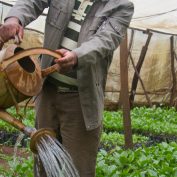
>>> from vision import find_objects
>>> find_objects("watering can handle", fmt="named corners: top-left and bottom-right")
top-left (0, 47), bottom-right (62, 77)
top-left (41, 63), bottom-right (60, 77)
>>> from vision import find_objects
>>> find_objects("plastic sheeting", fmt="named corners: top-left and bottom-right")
top-left (130, 0), bottom-right (177, 35)
top-left (105, 31), bottom-right (177, 108)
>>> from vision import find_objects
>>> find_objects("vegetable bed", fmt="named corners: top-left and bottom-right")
top-left (0, 106), bottom-right (177, 176)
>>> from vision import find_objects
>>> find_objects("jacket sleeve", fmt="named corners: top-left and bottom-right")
top-left (5, 0), bottom-right (50, 27)
top-left (73, 0), bottom-right (134, 67)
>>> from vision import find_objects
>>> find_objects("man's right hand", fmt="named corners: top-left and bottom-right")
top-left (0, 17), bottom-right (24, 43)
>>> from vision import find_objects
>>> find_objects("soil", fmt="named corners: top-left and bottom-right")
top-left (0, 130), bottom-right (30, 171)
top-left (0, 145), bottom-right (30, 170)
top-left (0, 131), bottom-right (28, 147)
top-left (0, 129), bottom-right (32, 171)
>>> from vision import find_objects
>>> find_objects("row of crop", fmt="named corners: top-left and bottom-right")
top-left (0, 107), bottom-right (177, 176)
top-left (100, 132), bottom-right (149, 150)
top-left (1, 142), bottom-right (177, 177)
top-left (104, 107), bottom-right (177, 136)
top-left (1, 107), bottom-right (177, 136)
top-left (96, 142), bottom-right (177, 177)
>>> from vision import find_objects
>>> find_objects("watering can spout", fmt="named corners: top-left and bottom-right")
top-left (30, 128), bottom-right (56, 153)
top-left (0, 110), bottom-right (36, 136)
top-left (0, 110), bottom-right (56, 153)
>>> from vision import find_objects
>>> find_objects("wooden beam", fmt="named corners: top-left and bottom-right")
top-left (129, 32), bottom-right (152, 107)
top-left (120, 32), bottom-right (133, 149)
top-left (170, 36), bottom-right (176, 105)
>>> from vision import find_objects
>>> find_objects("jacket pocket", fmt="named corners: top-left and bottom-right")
top-left (46, 0), bottom-right (69, 30)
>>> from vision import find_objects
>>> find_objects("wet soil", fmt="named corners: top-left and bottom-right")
top-left (0, 131), bottom-right (28, 147)
top-left (0, 131), bottom-right (30, 171)
top-left (0, 145), bottom-right (30, 170)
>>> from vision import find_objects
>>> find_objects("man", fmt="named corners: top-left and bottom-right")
top-left (2, 0), bottom-right (134, 176)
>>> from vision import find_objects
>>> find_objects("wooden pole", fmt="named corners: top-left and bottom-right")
top-left (120, 32), bottom-right (133, 149)
top-left (170, 36), bottom-right (176, 106)
top-left (129, 32), bottom-right (152, 108)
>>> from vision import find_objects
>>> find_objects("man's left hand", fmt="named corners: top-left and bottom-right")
top-left (55, 49), bottom-right (78, 73)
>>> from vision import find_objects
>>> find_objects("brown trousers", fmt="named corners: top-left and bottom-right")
top-left (34, 83), bottom-right (102, 177)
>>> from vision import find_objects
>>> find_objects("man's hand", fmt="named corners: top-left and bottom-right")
top-left (0, 17), bottom-right (24, 44)
top-left (54, 49), bottom-right (78, 73)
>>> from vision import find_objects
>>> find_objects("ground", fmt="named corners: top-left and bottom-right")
top-left (0, 145), bottom-right (30, 170)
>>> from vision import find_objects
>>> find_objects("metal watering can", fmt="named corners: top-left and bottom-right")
top-left (0, 44), bottom-right (61, 153)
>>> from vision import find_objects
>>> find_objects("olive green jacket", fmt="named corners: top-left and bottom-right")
top-left (7, 0), bottom-right (134, 130)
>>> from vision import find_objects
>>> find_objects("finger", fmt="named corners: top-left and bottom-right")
top-left (14, 35), bottom-right (20, 44)
top-left (0, 26), bottom-right (13, 42)
top-left (54, 50), bottom-right (64, 59)
top-left (56, 48), bottom-right (68, 55)
top-left (54, 56), bottom-right (69, 64)
top-left (17, 26), bottom-right (24, 42)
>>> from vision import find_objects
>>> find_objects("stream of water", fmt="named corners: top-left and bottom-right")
top-left (35, 135), bottom-right (79, 177)
top-left (13, 132), bottom-right (25, 165)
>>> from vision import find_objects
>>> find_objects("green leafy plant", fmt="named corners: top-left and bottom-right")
top-left (103, 107), bottom-right (177, 136)
top-left (100, 132), bottom-right (149, 149)
top-left (0, 156), bottom-right (34, 177)
top-left (96, 142), bottom-right (177, 177)
top-left (0, 147), bottom-right (33, 177)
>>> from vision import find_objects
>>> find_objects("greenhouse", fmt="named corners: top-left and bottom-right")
top-left (0, 0), bottom-right (177, 176)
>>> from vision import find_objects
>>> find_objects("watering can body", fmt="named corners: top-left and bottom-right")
top-left (0, 44), bottom-right (43, 109)
top-left (0, 44), bottom-right (61, 109)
